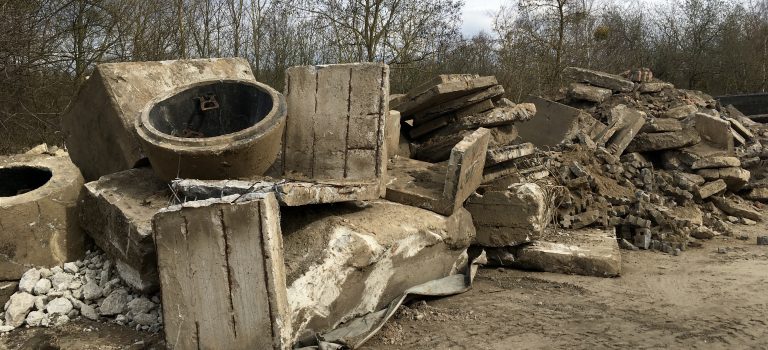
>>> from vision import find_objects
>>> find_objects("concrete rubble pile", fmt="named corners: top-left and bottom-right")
top-left (1, 58), bottom-right (766, 349)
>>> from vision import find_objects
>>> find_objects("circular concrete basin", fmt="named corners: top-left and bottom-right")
top-left (136, 79), bottom-right (286, 181)
top-left (0, 166), bottom-right (52, 197)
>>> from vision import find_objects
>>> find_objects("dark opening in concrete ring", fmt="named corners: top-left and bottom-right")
top-left (136, 79), bottom-right (286, 181)
top-left (0, 166), bottom-right (52, 197)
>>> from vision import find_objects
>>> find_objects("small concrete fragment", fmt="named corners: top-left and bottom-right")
top-left (568, 83), bottom-right (612, 102)
top-left (691, 156), bottom-right (740, 170)
top-left (485, 143), bottom-right (535, 166)
top-left (512, 228), bottom-right (621, 277)
top-left (563, 67), bottom-right (634, 92)
top-left (153, 193), bottom-right (291, 350)
top-left (61, 58), bottom-right (256, 180)
top-left (0, 153), bottom-right (85, 280)
top-left (281, 200), bottom-right (474, 343)
top-left (695, 180), bottom-right (727, 199)
top-left (79, 168), bottom-right (166, 293)
top-left (626, 128), bottom-right (701, 152)
top-left (386, 129), bottom-right (490, 215)
top-left (466, 183), bottom-right (550, 247)
top-left (5, 292), bottom-right (35, 328)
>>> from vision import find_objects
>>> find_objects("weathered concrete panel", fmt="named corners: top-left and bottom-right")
top-left (153, 194), bottom-right (291, 350)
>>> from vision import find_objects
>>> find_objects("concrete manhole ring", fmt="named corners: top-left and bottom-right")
top-left (135, 79), bottom-right (287, 181)
top-left (0, 154), bottom-right (85, 279)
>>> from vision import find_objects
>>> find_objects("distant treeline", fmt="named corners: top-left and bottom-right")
top-left (1, 0), bottom-right (766, 153)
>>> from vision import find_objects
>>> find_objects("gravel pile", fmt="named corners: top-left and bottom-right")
top-left (1, 250), bottom-right (162, 333)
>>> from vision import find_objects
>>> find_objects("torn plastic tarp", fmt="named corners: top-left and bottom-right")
top-left (294, 250), bottom-right (487, 349)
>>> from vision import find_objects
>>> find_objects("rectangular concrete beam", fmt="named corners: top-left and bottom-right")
top-left (153, 194), bottom-right (291, 350)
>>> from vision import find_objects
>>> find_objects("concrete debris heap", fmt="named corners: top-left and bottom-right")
top-left (1, 58), bottom-right (766, 350)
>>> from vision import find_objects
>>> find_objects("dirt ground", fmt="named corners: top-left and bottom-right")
top-left (2, 222), bottom-right (767, 350)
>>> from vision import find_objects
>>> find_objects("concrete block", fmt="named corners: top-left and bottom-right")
top-left (568, 83), bottom-right (612, 102)
top-left (153, 194), bottom-right (291, 350)
top-left (638, 82), bottom-right (674, 93)
top-left (691, 156), bottom-right (740, 170)
top-left (640, 118), bottom-right (682, 133)
top-left (697, 167), bottom-right (750, 191)
top-left (385, 111), bottom-right (401, 159)
top-left (79, 168), bottom-right (167, 293)
top-left (695, 180), bottom-right (727, 199)
top-left (510, 228), bottom-right (621, 277)
top-left (516, 96), bottom-right (586, 147)
top-left (485, 143), bottom-right (535, 166)
top-left (626, 128), bottom-right (701, 152)
top-left (281, 200), bottom-right (474, 342)
top-left (603, 105), bottom-right (646, 156)
top-left (466, 183), bottom-right (550, 247)
top-left (282, 63), bottom-right (388, 197)
top-left (563, 67), bottom-right (634, 92)
top-left (745, 187), bottom-right (768, 202)
top-left (61, 58), bottom-right (255, 181)
top-left (663, 105), bottom-right (697, 119)
top-left (0, 153), bottom-right (84, 280)
top-left (693, 113), bottom-right (734, 152)
top-left (712, 196), bottom-right (763, 222)
top-left (386, 129), bottom-right (490, 215)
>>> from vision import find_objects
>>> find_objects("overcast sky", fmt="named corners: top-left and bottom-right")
top-left (461, 0), bottom-right (507, 36)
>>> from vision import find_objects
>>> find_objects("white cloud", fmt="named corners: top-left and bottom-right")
top-left (461, 0), bottom-right (507, 36)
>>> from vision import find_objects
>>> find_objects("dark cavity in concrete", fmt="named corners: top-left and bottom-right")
top-left (0, 166), bottom-right (52, 197)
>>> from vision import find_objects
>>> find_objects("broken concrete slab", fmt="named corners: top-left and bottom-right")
top-left (563, 67), bottom-right (634, 92)
top-left (697, 167), bottom-right (750, 191)
top-left (281, 200), bottom-right (474, 343)
top-left (568, 83), bottom-right (612, 102)
top-left (745, 187), bottom-right (768, 202)
top-left (411, 85), bottom-right (505, 124)
top-left (663, 105), bottom-right (698, 119)
top-left (603, 105), bottom-right (646, 156)
top-left (726, 116), bottom-right (754, 140)
top-left (393, 74), bottom-right (498, 116)
top-left (711, 196), bottom-right (763, 222)
top-left (386, 128), bottom-right (490, 215)
top-left (691, 156), bottom-right (740, 170)
top-left (485, 143), bottom-right (535, 166)
top-left (428, 103), bottom-right (536, 137)
top-left (695, 179), bottom-right (727, 199)
top-left (640, 118), bottom-right (682, 133)
top-left (79, 168), bottom-right (167, 293)
top-left (0, 153), bottom-right (84, 280)
top-left (693, 113), bottom-right (733, 152)
top-left (153, 193), bottom-right (291, 350)
top-left (626, 128), bottom-right (701, 152)
top-left (488, 228), bottom-right (621, 277)
top-left (638, 82), bottom-right (674, 93)
top-left (466, 183), bottom-right (550, 247)
top-left (516, 96), bottom-right (588, 147)
top-left (61, 58), bottom-right (256, 181)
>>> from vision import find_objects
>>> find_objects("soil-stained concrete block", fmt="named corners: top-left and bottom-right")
top-left (511, 228), bottom-right (621, 277)
top-left (153, 194), bottom-right (291, 350)
top-left (697, 167), bottom-right (750, 191)
top-left (466, 183), bottom-right (550, 247)
top-left (695, 180), bottom-right (727, 199)
top-left (563, 67), bottom-right (634, 92)
top-left (664, 105), bottom-right (698, 119)
top-left (568, 83), bottom-right (612, 102)
top-left (281, 200), bottom-right (474, 343)
top-left (0, 153), bottom-right (84, 280)
top-left (712, 196), bottom-right (763, 222)
top-left (282, 63), bottom-right (388, 197)
top-left (79, 168), bottom-right (167, 293)
top-left (691, 156), bottom-right (740, 170)
top-left (386, 128), bottom-right (490, 215)
top-left (627, 128), bottom-right (701, 152)
top-left (61, 58), bottom-right (255, 181)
